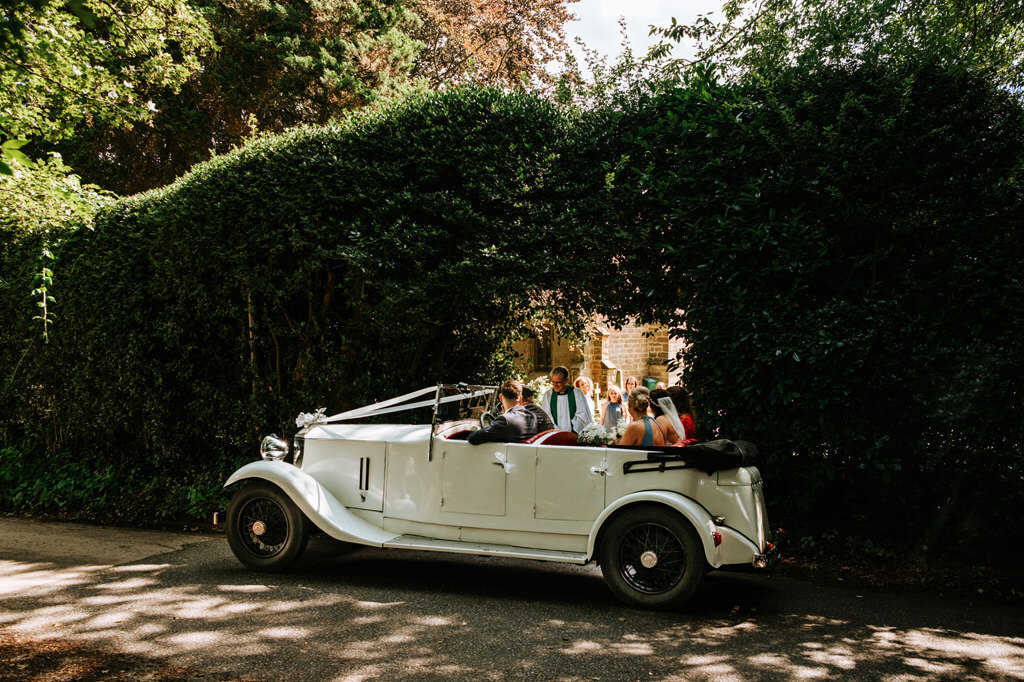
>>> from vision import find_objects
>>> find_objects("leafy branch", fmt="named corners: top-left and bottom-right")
top-left (31, 244), bottom-right (56, 343)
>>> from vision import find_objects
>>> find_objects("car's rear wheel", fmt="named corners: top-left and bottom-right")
top-left (599, 505), bottom-right (704, 610)
top-left (227, 481), bottom-right (309, 570)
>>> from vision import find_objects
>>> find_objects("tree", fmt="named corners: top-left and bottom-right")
top-left (60, 0), bottom-right (581, 195)
top-left (0, 0), bottom-right (211, 349)
top-left (0, 0), bottom-right (213, 144)
top-left (653, 0), bottom-right (1024, 90)
top-left (57, 0), bottom-right (428, 195)
top-left (410, 0), bottom-right (577, 87)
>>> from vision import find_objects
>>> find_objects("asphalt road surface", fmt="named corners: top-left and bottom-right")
top-left (1, 517), bottom-right (1022, 681)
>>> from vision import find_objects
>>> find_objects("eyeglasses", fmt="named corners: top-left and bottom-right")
top-left (551, 379), bottom-right (566, 388)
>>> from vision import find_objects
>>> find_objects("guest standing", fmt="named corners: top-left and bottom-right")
top-left (600, 385), bottom-right (626, 431)
top-left (574, 376), bottom-right (595, 416)
top-left (520, 385), bottom-right (555, 432)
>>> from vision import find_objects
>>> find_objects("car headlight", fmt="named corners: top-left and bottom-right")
top-left (292, 435), bottom-right (304, 467)
top-left (260, 434), bottom-right (289, 461)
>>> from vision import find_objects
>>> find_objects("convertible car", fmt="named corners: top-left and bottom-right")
top-left (223, 384), bottom-right (777, 609)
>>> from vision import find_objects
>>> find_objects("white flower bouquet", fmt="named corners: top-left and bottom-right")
top-left (615, 420), bottom-right (629, 439)
top-left (578, 422), bottom-right (615, 446)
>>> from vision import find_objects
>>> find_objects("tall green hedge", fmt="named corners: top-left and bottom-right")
top-left (600, 62), bottom-right (1024, 557)
top-left (2, 69), bottom-right (1021, 564)
top-left (0, 88), bottom-right (590, 520)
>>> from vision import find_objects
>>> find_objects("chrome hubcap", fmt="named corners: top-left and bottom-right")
top-left (252, 521), bottom-right (266, 536)
top-left (618, 522), bottom-right (686, 594)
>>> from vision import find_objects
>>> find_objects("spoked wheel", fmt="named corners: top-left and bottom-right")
top-left (599, 505), bottom-right (704, 610)
top-left (227, 481), bottom-right (309, 570)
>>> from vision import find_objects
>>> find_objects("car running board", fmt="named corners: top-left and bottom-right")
top-left (382, 535), bottom-right (589, 565)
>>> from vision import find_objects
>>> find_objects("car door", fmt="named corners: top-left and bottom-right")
top-left (534, 445), bottom-right (608, 521)
top-left (439, 439), bottom-right (507, 516)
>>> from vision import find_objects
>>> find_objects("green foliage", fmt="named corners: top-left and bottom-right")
top-left (0, 139), bottom-right (30, 176)
top-left (0, 151), bottom-right (112, 236)
top-left (596, 61), bottom-right (1024, 554)
top-left (0, 446), bottom-right (226, 522)
top-left (0, 0), bottom-right (213, 142)
top-left (0, 153), bottom-right (112, 347)
top-left (0, 88), bottom-right (590, 522)
top-left (58, 0), bottom-right (425, 195)
top-left (655, 0), bottom-right (1024, 90)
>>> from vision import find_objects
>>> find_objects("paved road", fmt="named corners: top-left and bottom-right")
top-left (0, 517), bottom-right (1022, 681)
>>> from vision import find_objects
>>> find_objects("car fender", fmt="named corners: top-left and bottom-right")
top-left (587, 491), bottom-right (721, 566)
top-left (224, 461), bottom-right (399, 547)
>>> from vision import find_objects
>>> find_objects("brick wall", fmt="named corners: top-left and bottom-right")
top-left (513, 319), bottom-right (684, 396)
top-left (581, 321), bottom-right (682, 397)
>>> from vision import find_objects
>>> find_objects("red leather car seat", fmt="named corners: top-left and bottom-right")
top-left (527, 430), bottom-right (578, 446)
top-left (522, 429), bottom-right (558, 444)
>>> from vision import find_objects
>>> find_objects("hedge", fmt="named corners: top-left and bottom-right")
top-left (597, 62), bottom-right (1024, 558)
top-left (2, 69), bottom-right (1021, 565)
top-left (0, 88), bottom-right (592, 521)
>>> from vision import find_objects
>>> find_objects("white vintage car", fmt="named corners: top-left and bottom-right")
top-left (223, 384), bottom-right (777, 609)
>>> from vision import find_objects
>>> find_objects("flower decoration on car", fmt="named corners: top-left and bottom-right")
top-left (295, 407), bottom-right (327, 429)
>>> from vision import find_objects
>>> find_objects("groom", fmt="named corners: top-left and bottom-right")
top-left (539, 366), bottom-right (594, 434)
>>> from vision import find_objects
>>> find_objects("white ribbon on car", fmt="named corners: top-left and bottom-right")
top-left (295, 386), bottom-right (494, 427)
top-left (493, 451), bottom-right (513, 474)
top-left (656, 395), bottom-right (688, 441)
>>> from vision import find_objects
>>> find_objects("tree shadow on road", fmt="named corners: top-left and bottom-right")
top-left (1, 538), bottom-right (1022, 681)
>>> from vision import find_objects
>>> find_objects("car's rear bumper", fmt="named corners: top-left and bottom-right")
top-left (753, 543), bottom-right (780, 570)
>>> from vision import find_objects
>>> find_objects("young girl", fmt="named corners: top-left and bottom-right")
top-left (600, 385), bottom-right (626, 430)
top-left (620, 376), bottom-right (639, 423)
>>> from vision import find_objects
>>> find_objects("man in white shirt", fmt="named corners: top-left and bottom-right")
top-left (540, 366), bottom-right (594, 434)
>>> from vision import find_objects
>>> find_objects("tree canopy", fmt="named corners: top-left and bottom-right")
top-left (52, 0), bottom-right (578, 195)
top-left (654, 0), bottom-right (1024, 89)
top-left (0, 0), bottom-right (213, 143)
top-left (411, 0), bottom-right (576, 87)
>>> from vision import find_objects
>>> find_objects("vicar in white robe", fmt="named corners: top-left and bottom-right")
top-left (539, 366), bottom-right (594, 434)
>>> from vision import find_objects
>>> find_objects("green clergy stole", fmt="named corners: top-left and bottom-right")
top-left (549, 389), bottom-right (577, 429)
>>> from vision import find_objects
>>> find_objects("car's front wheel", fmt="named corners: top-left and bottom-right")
top-left (226, 481), bottom-right (309, 570)
top-left (598, 505), bottom-right (704, 610)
